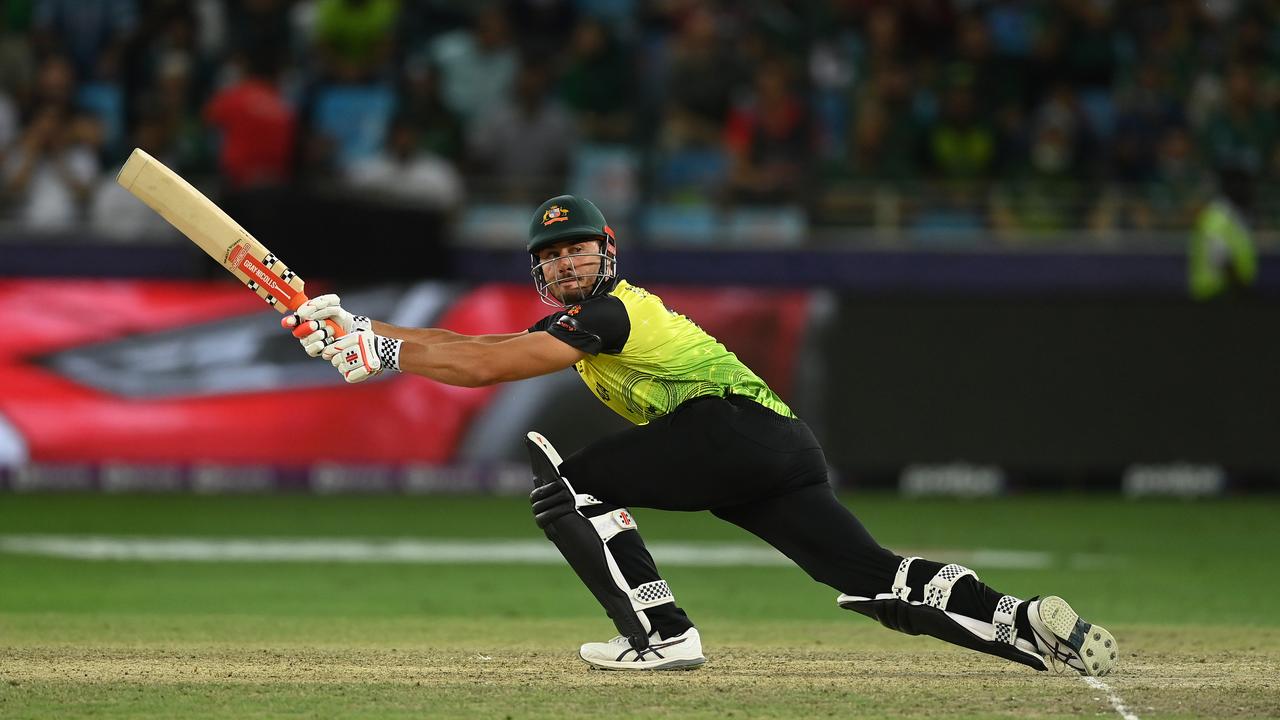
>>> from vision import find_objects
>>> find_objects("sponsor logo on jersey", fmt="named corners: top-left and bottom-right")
top-left (555, 314), bottom-right (580, 331)
top-left (542, 205), bottom-right (569, 225)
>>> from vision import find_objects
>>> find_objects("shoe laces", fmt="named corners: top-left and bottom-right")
top-left (604, 631), bottom-right (666, 646)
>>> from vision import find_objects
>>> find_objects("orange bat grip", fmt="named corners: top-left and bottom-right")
top-left (284, 315), bottom-right (346, 339)
top-left (282, 292), bottom-right (346, 339)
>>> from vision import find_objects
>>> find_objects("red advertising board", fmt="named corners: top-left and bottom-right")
top-left (0, 280), bottom-right (811, 466)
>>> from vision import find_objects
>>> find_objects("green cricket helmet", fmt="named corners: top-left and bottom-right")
top-left (527, 195), bottom-right (618, 307)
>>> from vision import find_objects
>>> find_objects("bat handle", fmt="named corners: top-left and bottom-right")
top-left (283, 315), bottom-right (347, 339)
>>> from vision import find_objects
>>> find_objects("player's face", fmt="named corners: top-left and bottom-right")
top-left (537, 239), bottom-right (603, 303)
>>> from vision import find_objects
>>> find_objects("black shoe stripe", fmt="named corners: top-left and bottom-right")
top-left (1067, 619), bottom-right (1090, 652)
top-left (1032, 628), bottom-right (1077, 664)
top-left (611, 636), bottom-right (685, 663)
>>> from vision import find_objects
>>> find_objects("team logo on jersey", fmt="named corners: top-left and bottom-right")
top-left (555, 314), bottom-right (580, 331)
top-left (542, 205), bottom-right (569, 226)
top-left (567, 304), bottom-right (582, 316)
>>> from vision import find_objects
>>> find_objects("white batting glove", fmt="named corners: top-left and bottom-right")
top-left (322, 330), bottom-right (402, 383)
top-left (291, 294), bottom-right (372, 357)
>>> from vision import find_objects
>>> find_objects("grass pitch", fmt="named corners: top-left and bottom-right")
top-left (2, 494), bottom-right (1278, 719)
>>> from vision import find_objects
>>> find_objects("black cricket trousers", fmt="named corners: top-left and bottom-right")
top-left (557, 393), bottom-right (903, 636)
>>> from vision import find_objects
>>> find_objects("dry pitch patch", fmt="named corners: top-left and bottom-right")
top-left (3, 623), bottom-right (1278, 719)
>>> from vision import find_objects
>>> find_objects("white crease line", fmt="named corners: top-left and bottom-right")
top-left (0, 535), bottom-right (1074, 569)
top-left (1083, 676), bottom-right (1140, 720)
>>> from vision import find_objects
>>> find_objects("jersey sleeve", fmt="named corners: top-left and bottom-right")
top-left (532, 296), bottom-right (630, 355)
top-left (527, 313), bottom-right (557, 334)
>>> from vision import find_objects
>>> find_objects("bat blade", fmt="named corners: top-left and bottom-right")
top-left (116, 148), bottom-right (308, 314)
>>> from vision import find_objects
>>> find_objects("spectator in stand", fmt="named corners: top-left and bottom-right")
top-left (1200, 62), bottom-right (1278, 183)
top-left (397, 59), bottom-right (465, 163)
top-left (659, 6), bottom-right (734, 151)
top-left (2, 55), bottom-right (101, 231)
top-left (860, 4), bottom-right (908, 76)
top-left (926, 81), bottom-right (995, 182)
top-left (31, 0), bottom-right (137, 82)
top-left (312, 0), bottom-right (400, 83)
top-left (204, 51), bottom-right (296, 190)
top-left (559, 17), bottom-right (633, 143)
top-left (846, 62), bottom-right (922, 186)
top-left (896, 0), bottom-right (956, 64)
top-left (1142, 126), bottom-right (1207, 230)
top-left (468, 58), bottom-right (575, 202)
top-left (1054, 1), bottom-right (1118, 93)
top-left (0, 8), bottom-right (35, 113)
top-left (951, 11), bottom-right (1027, 126)
top-left (0, 73), bottom-right (16, 173)
top-left (506, 0), bottom-right (578, 58)
top-left (990, 115), bottom-right (1083, 236)
top-left (90, 104), bottom-right (181, 240)
top-left (429, 5), bottom-right (518, 122)
top-left (725, 59), bottom-right (809, 205)
top-left (1111, 60), bottom-right (1184, 182)
top-left (226, 0), bottom-right (295, 70)
top-left (151, 50), bottom-right (212, 175)
top-left (345, 114), bottom-right (463, 210)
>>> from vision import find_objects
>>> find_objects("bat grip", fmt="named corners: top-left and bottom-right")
top-left (284, 316), bottom-right (347, 339)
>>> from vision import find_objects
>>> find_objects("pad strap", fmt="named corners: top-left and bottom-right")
top-left (575, 493), bottom-right (604, 508)
top-left (891, 556), bottom-right (918, 600)
top-left (589, 508), bottom-right (638, 542)
top-left (632, 580), bottom-right (674, 608)
top-left (993, 595), bottom-right (1021, 645)
top-left (922, 563), bottom-right (976, 610)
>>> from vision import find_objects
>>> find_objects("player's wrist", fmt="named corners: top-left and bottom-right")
top-left (373, 334), bottom-right (402, 373)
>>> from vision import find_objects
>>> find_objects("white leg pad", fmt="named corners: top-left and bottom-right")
top-left (948, 610), bottom-right (1042, 656)
top-left (599, 544), bottom-right (653, 633)
top-left (586, 507), bottom-right (674, 617)
top-left (923, 563), bottom-right (976, 610)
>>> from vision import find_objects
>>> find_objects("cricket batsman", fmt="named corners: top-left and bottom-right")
top-left (286, 195), bottom-right (1118, 675)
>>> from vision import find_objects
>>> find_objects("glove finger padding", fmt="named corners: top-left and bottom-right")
top-left (322, 333), bottom-right (357, 361)
top-left (297, 320), bottom-right (336, 357)
top-left (530, 481), bottom-right (575, 529)
top-left (297, 294), bottom-right (340, 321)
top-left (306, 305), bottom-right (342, 322)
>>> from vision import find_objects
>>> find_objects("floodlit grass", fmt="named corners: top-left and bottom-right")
top-left (2, 494), bottom-right (1278, 718)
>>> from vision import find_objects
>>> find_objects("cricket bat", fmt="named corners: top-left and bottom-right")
top-left (116, 148), bottom-right (342, 338)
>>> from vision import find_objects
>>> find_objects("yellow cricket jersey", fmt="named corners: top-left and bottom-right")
top-left (529, 279), bottom-right (794, 425)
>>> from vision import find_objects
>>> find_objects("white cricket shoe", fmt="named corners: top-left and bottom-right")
top-left (1028, 595), bottom-right (1118, 676)
top-left (579, 627), bottom-right (705, 671)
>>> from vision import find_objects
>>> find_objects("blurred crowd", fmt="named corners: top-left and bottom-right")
top-left (0, 0), bottom-right (1278, 241)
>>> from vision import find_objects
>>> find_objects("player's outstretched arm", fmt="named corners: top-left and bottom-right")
top-left (285, 294), bottom-right (524, 357)
top-left (323, 330), bottom-right (584, 387)
top-left (370, 321), bottom-right (527, 346)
